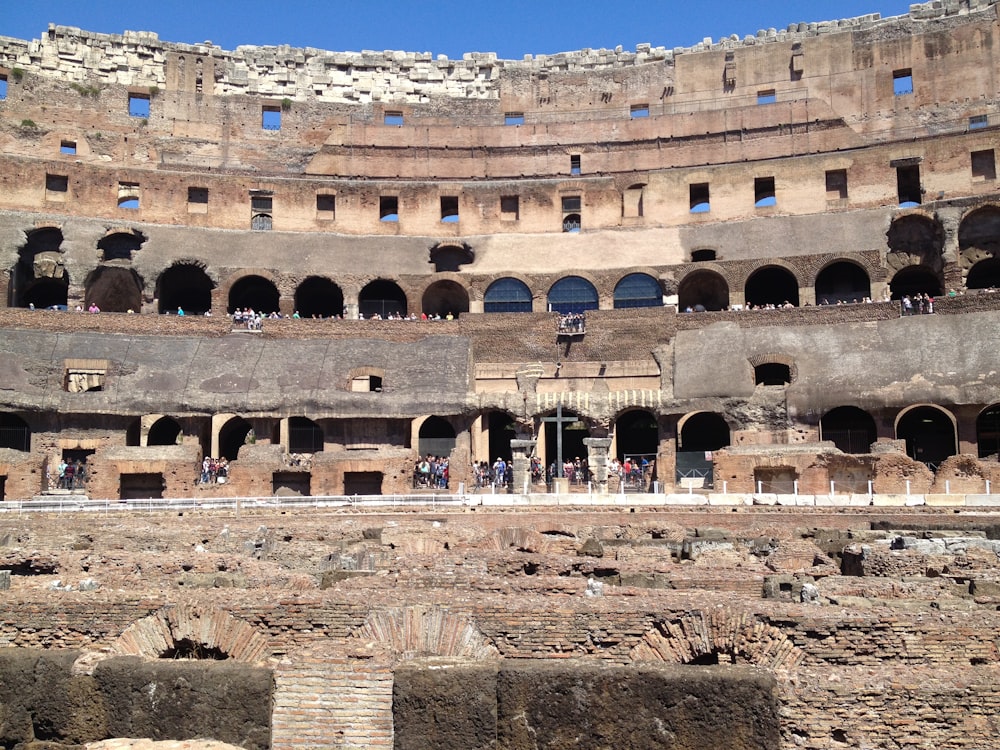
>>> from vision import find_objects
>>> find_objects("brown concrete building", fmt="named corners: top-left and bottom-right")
top-left (1, 2), bottom-right (1000, 503)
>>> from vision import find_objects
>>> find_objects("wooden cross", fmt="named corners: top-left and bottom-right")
top-left (541, 403), bottom-right (577, 478)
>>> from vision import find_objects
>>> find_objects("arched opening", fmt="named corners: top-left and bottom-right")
top-left (11, 227), bottom-right (68, 309)
top-left (754, 363), bottom-right (791, 386)
top-left (615, 410), bottom-right (659, 460)
top-left (745, 266), bottom-right (799, 308)
top-left (359, 279), bottom-right (406, 319)
top-left (429, 244), bottom-right (474, 272)
top-left (125, 418), bottom-right (141, 447)
top-left (976, 404), bottom-right (1000, 459)
top-left (613, 274), bottom-right (662, 309)
top-left (562, 213), bottom-right (581, 233)
top-left (218, 417), bottom-right (254, 461)
top-left (484, 278), bottom-right (532, 313)
top-left (98, 230), bottom-right (145, 261)
top-left (228, 275), bottom-right (279, 314)
top-left (887, 215), bottom-right (944, 270)
top-left (288, 416), bottom-right (324, 453)
top-left (889, 266), bottom-right (943, 299)
top-left (157, 263), bottom-right (215, 314)
top-left (421, 280), bottom-right (470, 319)
top-left (486, 411), bottom-right (517, 464)
top-left (85, 266), bottom-right (144, 313)
top-left (966, 258), bottom-right (1000, 290)
top-left (0, 413), bottom-right (30, 451)
top-left (418, 416), bottom-right (456, 457)
top-left (815, 261), bottom-right (872, 304)
top-left (678, 269), bottom-right (729, 312)
top-left (677, 411), bottom-right (730, 487)
top-left (896, 406), bottom-right (957, 469)
top-left (547, 276), bottom-right (598, 314)
top-left (820, 406), bottom-right (877, 454)
top-left (147, 416), bottom-right (182, 447)
top-left (542, 409), bottom-right (590, 479)
top-left (294, 276), bottom-right (344, 318)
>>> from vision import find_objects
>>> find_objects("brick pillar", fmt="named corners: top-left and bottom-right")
top-left (659, 415), bottom-right (677, 491)
top-left (583, 437), bottom-right (612, 494)
top-left (510, 439), bottom-right (536, 493)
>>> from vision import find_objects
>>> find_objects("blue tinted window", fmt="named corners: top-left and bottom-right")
top-left (485, 278), bottom-right (533, 313)
top-left (129, 94), bottom-right (150, 117)
top-left (614, 274), bottom-right (663, 309)
top-left (505, 113), bottom-right (524, 125)
top-left (384, 112), bottom-right (404, 125)
top-left (0, 77), bottom-right (7, 100)
top-left (262, 108), bottom-right (281, 130)
top-left (548, 276), bottom-right (598, 314)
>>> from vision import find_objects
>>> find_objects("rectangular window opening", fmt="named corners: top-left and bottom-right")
top-left (972, 149), bottom-right (996, 182)
top-left (630, 103), bottom-right (649, 118)
top-left (60, 140), bottom-right (77, 155)
top-left (440, 196), bottom-right (459, 223)
top-left (250, 191), bottom-right (273, 231)
top-left (690, 183), bottom-right (710, 213)
top-left (187, 186), bottom-right (209, 214)
top-left (562, 195), bottom-right (581, 233)
top-left (262, 105), bottom-right (281, 130)
top-left (380, 195), bottom-right (399, 222)
top-left (500, 195), bottom-right (519, 221)
top-left (825, 169), bottom-right (848, 203)
top-left (316, 194), bottom-right (336, 220)
top-left (384, 111), bottom-right (404, 126)
top-left (970, 114), bottom-right (989, 131)
top-left (128, 93), bottom-right (150, 118)
top-left (754, 177), bottom-right (776, 208)
top-left (0, 74), bottom-right (7, 100)
top-left (757, 89), bottom-right (777, 105)
top-left (504, 112), bottom-right (524, 126)
top-left (896, 164), bottom-right (922, 206)
top-left (570, 154), bottom-right (581, 176)
top-left (893, 69), bottom-right (913, 96)
top-left (45, 173), bottom-right (68, 201)
top-left (118, 182), bottom-right (140, 210)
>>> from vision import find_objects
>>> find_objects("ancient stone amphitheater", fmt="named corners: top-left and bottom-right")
top-left (3, 1), bottom-right (1000, 748)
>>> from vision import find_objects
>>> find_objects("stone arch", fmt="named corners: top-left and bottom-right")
top-left (748, 353), bottom-right (798, 386)
top-left (294, 275), bottom-right (344, 318)
top-left (84, 266), bottom-right (144, 313)
top-left (976, 403), bottom-right (1000, 458)
top-left (958, 205), bottom-right (1000, 272)
top-left (11, 225), bottom-right (68, 309)
top-left (895, 404), bottom-right (958, 468)
top-left (113, 604), bottom-right (271, 664)
top-left (886, 212), bottom-right (945, 272)
top-left (347, 366), bottom-right (386, 392)
top-left (428, 242), bottom-right (474, 272)
top-left (147, 415), bottom-right (182, 446)
top-left (613, 272), bottom-right (663, 309)
top-left (678, 267), bottom-right (729, 311)
top-left (421, 278), bottom-right (470, 318)
top-left (820, 406), bottom-right (877, 454)
top-left (484, 527), bottom-right (550, 554)
top-left (416, 415), bottom-right (457, 457)
top-left (547, 275), bottom-right (599, 314)
top-left (156, 261), bottom-right (216, 314)
top-left (888, 265), bottom-right (943, 299)
top-left (630, 610), bottom-right (804, 670)
top-left (745, 264), bottom-right (800, 307)
top-left (483, 276), bottom-right (534, 313)
top-left (359, 278), bottom-right (407, 318)
top-left (678, 411), bottom-right (732, 452)
top-left (613, 408), bottom-right (659, 461)
top-left (351, 606), bottom-right (499, 661)
top-left (227, 273), bottom-right (280, 314)
top-left (0, 412), bottom-right (31, 451)
top-left (814, 259), bottom-right (872, 304)
top-left (98, 228), bottom-right (146, 262)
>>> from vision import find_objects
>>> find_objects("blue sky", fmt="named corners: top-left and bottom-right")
top-left (5, 1), bottom-right (914, 59)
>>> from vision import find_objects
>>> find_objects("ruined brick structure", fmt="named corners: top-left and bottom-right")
top-left (3, 2), bottom-right (1000, 747)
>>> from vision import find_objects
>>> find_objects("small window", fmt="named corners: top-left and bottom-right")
top-left (504, 112), bottom-right (524, 126)
top-left (972, 150), bottom-right (996, 182)
top-left (251, 194), bottom-right (272, 212)
top-left (757, 90), bottom-right (776, 105)
top-left (500, 195), bottom-right (519, 221)
top-left (570, 154), bottom-right (581, 175)
top-left (893, 69), bottom-right (913, 96)
top-left (691, 249), bottom-right (717, 262)
top-left (262, 106), bottom-right (281, 130)
top-left (690, 183), bottom-right (710, 213)
top-left (755, 363), bottom-right (791, 386)
top-left (440, 196), bottom-right (459, 223)
top-left (0, 74), bottom-right (7, 100)
top-left (826, 169), bottom-right (848, 202)
top-left (118, 182), bottom-right (140, 209)
top-left (623, 184), bottom-right (645, 218)
top-left (45, 174), bottom-right (68, 201)
top-left (380, 195), bottom-right (399, 222)
top-left (630, 103), bottom-right (649, 118)
top-left (64, 359), bottom-right (109, 393)
top-left (250, 192), bottom-right (273, 230)
top-left (60, 140), bottom-right (77, 155)
top-left (754, 177), bottom-right (776, 208)
top-left (970, 114), bottom-right (989, 130)
top-left (128, 93), bottom-right (150, 118)
top-left (188, 186), bottom-right (208, 213)
top-left (562, 195), bottom-right (581, 212)
top-left (351, 375), bottom-right (383, 392)
top-left (317, 194), bottom-right (336, 220)
top-left (896, 164), bottom-right (921, 206)
top-left (384, 111), bottom-right (404, 126)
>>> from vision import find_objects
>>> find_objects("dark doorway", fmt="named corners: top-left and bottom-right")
top-left (754, 363), bottom-right (791, 386)
top-left (294, 276), bottom-right (344, 318)
top-left (815, 261), bottom-right (871, 304)
top-left (421, 280), bottom-right (470, 319)
top-left (219, 417), bottom-right (254, 461)
top-left (897, 406), bottom-right (956, 469)
top-left (147, 416), bottom-right (182, 446)
top-left (228, 275), bottom-right (280, 314)
top-left (20, 277), bottom-right (69, 310)
top-left (615, 410), bottom-right (658, 460)
top-left (820, 406), bottom-right (877, 454)
top-left (976, 405), bottom-right (1000, 459)
top-left (157, 263), bottom-right (214, 314)
top-left (543, 411), bottom-right (589, 476)
top-left (966, 258), bottom-right (1000, 290)
top-left (288, 417), bottom-right (324, 453)
top-left (745, 266), bottom-right (799, 308)
top-left (889, 266), bottom-right (943, 299)
top-left (120, 473), bottom-right (164, 500)
top-left (0, 413), bottom-right (30, 452)
top-left (344, 471), bottom-right (383, 495)
top-left (418, 416), bottom-right (456, 458)
top-left (677, 412), bottom-right (730, 487)
top-left (487, 411), bottom-right (516, 464)
top-left (273, 471), bottom-right (311, 496)
top-left (359, 279), bottom-right (407, 319)
top-left (10, 227), bottom-right (68, 309)
top-left (85, 266), bottom-right (144, 313)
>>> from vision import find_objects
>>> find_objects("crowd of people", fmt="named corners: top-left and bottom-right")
top-left (900, 293), bottom-right (935, 315)
top-left (54, 458), bottom-right (87, 490)
top-left (199, 456), bottom-right (230, 484)
top-left (413, 455), bottom-right (450, 489)
top-left (557, 312), bottom-right (586, 333)
top-left (609, 456), bottom-right (655, 491)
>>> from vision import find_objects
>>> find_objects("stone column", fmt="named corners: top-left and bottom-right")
top-left (583, 437), bottom-right (612, 494)
top-left (510, 439), bottom-right (536, 494)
